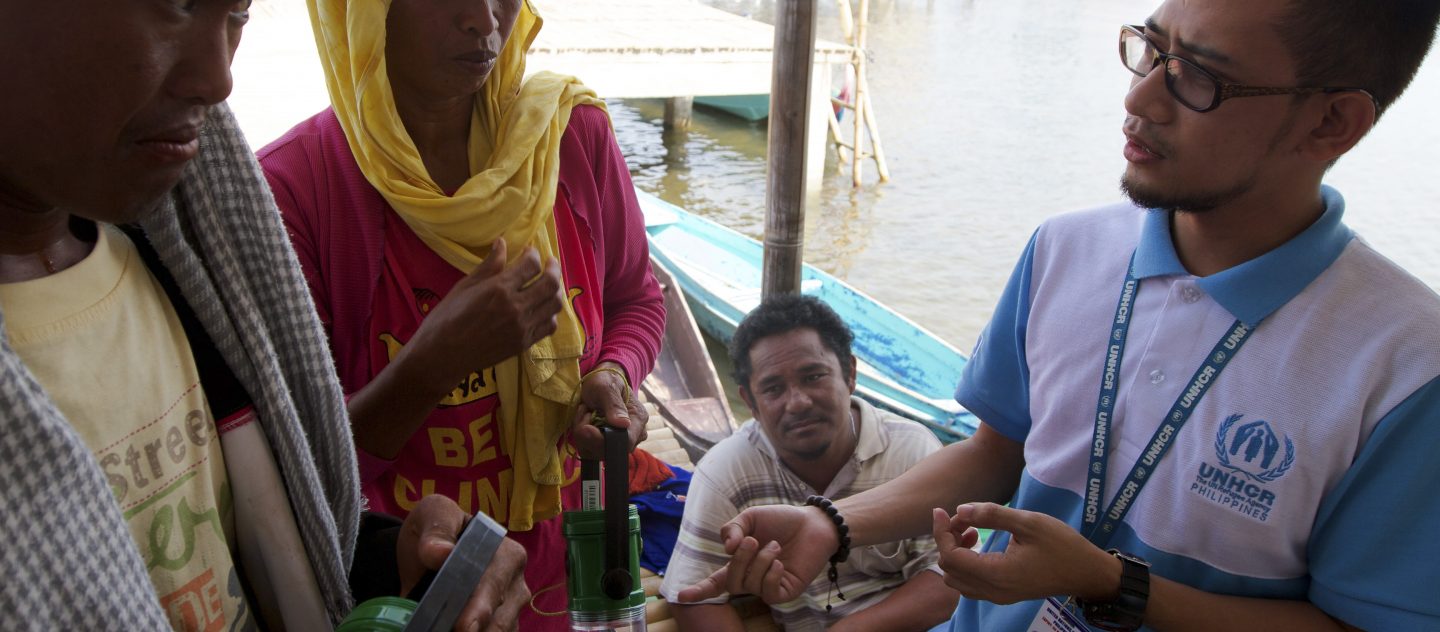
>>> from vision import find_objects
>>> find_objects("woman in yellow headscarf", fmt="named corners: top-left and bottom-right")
top-left (258, 0), bottom-right (665, 627)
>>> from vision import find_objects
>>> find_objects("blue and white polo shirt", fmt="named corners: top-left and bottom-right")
top-left (948, 186), bottom-right (1440, 631)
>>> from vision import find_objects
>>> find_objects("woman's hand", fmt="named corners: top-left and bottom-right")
top-left (402, 237), bottom-right (565, 399)
top-left (349, 237), bottom-right (567, 459)
top-left (570, 362), bottom-right (647, 459)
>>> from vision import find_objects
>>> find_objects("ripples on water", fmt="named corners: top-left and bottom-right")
top-left (611, 0), bottom-right (1440, 350)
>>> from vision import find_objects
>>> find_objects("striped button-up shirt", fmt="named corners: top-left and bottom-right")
top-left (660, 397), bottom-right (943, 631)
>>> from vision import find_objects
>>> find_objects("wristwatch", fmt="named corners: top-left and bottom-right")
top-left (1076, 549), bottom-right (1150, 632)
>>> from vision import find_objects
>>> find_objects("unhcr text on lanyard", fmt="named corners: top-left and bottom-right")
top-left (1081, 254), bottom-right (1258, 546)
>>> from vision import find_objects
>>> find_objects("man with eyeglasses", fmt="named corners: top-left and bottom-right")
top-left (678, 0), bottom-right (1440, 630)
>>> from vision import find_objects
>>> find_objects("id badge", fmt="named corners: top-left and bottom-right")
top-left (1027, 596), bottom-right (1089, 632)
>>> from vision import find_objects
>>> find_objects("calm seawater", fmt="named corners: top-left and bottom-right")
top-left (611, 0), bottom-right (1440, 351)
top-left (231, 0), bottom-right (1440, 354)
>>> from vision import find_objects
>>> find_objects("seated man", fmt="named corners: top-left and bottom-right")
top-left (0, 1), bottom-right (524, 629)
top-left (659, 295), bottom-right (957, 631)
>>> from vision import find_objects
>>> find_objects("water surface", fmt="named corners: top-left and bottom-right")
top-left (231, 0), bottom-right (1440, 353)
top-left (614, 0), bottom-right (1440, 350)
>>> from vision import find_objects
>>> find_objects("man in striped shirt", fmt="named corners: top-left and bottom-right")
top-left (660, 295), bottom-right (957, 631)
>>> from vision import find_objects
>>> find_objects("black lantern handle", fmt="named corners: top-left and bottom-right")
top-left (600, 425), bottom-right (631, 601)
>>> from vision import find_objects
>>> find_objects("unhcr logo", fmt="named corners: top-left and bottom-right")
top-left (1215, 414), bottom-right (1294, 483)
top-left (1188, 414), bottom-right (1293, 523)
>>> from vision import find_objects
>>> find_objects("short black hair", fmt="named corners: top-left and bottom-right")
top-left (1276, 0), bottom-right (1440, 118)
top-left (729, 294), bottom-right (855, 389)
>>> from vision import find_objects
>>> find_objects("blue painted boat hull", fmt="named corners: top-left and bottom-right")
top-left (638, 190), bottom-right (978, 442)
top-left (694, 94), bottom-right (769, 121)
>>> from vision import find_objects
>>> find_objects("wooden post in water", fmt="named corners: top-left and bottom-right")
top-left (762, 0), bottom-right (818, 298)
top-left (664, 96), bottom-right (693, 131)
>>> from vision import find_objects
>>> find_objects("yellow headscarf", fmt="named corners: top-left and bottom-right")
top-left (306, 0), bottom-right (606, 530)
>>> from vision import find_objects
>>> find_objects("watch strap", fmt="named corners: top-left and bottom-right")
top-left (1077, 549), bottom-right (1150, 632)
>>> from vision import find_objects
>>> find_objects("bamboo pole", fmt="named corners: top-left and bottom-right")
top-left (825, 1), bottom-right (890, 186)
top-left (851, 0), bottom-right (870, 188)
top-left (827, 107), bottom-right (851, 164)
top-left (831, 0), bottom-right (856, 166)
top-left (762, 0), bottom-right (818, 298)
top-left (835, 0), bottom-right (855, 43)
top-left (862, 90), bottom-right (891, 182)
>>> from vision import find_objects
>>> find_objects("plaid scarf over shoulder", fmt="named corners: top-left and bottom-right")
top-left (0, 103), bottom-right (360, 628)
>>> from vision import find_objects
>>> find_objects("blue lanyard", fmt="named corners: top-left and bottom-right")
top-left (1080, 259), bottom-right (1257, 546)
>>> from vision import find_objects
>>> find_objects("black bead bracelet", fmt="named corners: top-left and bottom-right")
top-left (805, 495), bottom-right (850, 611)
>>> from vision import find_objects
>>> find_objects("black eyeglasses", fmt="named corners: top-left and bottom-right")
top-left (1119, 25), bottom-right (1373, 113)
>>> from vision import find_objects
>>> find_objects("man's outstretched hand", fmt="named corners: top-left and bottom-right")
top-left (676, 504), bottom-right (837, 605)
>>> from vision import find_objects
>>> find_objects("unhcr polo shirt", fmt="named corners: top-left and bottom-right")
top-left (948, 186), bottom-right (1440, 630)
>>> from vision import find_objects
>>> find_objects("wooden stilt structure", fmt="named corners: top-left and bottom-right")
top-left (830, 0), bottom-right (891, 186)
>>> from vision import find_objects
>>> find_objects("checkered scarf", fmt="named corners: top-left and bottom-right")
top-left (0, 103), bottom-right (360, 628)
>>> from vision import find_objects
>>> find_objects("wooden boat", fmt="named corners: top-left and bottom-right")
top-left (638, 190), bottom-right (978, 443)
top-left (691, 72), bottom-right (852, 123)
top-left (694, 94), bottom-right (770, 122)
top-left (639, 256), bottom-right (739, 463)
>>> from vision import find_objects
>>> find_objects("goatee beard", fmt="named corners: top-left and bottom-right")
top-left (1119, 173), bottom-right (1256, 214)
top-left (789, 442), bottom-right (831, 462)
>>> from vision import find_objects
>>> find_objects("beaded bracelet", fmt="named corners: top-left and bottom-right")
top-left (804, 495), bottom-right (850, 612)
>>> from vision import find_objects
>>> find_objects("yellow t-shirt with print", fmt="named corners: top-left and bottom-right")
top-left (0, 224), bottom-right (254, 631)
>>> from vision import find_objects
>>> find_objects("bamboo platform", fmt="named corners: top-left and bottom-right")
top-left (528, 0), bottom-right (848, 191)
top-left (529, 0), bottom-right (851, 98)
